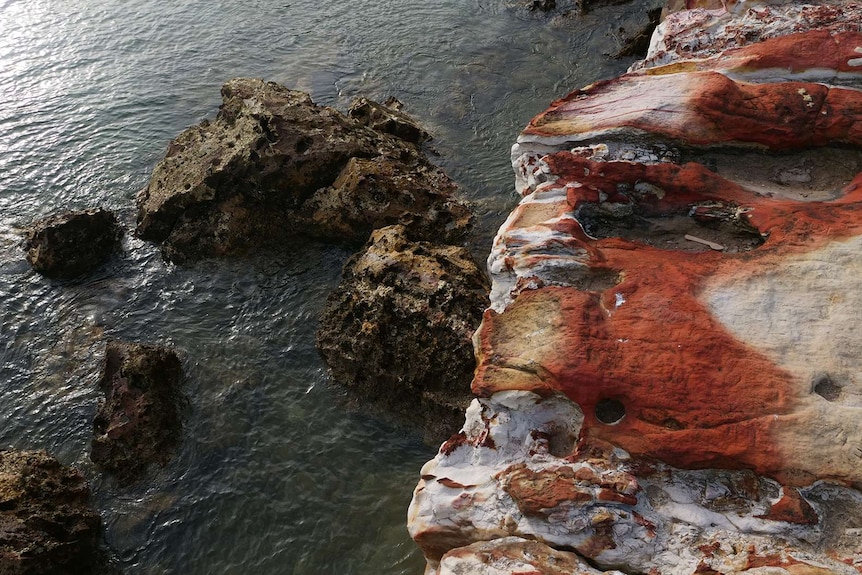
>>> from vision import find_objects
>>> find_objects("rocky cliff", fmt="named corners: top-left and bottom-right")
top-left (408, 0), bottom-right (862, 573)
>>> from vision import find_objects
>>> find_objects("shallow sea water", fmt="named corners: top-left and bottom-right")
top-left (0, 0), bottom-right (656, 572)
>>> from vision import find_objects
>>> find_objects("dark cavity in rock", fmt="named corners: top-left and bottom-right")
top-left (576, 204), bottom-right (764, 253)
top-left (813, 374), bottom-right (841, 402)
top-left (595, 398), bottom-right (626, 424)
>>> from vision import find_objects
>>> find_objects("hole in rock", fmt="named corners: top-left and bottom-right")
top-left (295, 137), bottom-right (312, 154)
top-left (548, 428), bottom-right (576, 458)
top-left (577, 204), bottom-right (763, 253)
top-left (663, 417), bottom-right (683, 430)
top-left (813, 374), bottom-right (841, 402)
top-left (595, 398), bottom-right (626, 425)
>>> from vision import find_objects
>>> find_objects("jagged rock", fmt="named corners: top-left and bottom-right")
top-left (91, 341), bottom-right (184, 485)
top-left (299, 155), bottom-right (473, 245)
top-left (136, 79), bottom-right (471, 262)
top-left (0, 450), bottom-right (101, 574)
top-left (613, 7), bottom-right (662, 59)
top-left (347, 97), bottom-right (431, 145)
top-left (23, 208), bottom-right (121, 278)
top-left (316, 225), bottom-right (489, 443)
top-left (410, 393), bottom-right (862, 575)
top-left (639, 1), bottom-right (862, 71)
top-left (409, 1), bottom-right (862, 573)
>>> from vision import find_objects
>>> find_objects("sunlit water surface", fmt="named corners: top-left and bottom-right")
top-left (0, 0), bottom-right (655, 572)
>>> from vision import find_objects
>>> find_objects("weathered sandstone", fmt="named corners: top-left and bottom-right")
top-left (91, 341), bottom-right (184, 485)
top-left (316, 225), bottom-right (489, 443)
top-left (0, 450), bottom-right (101, 574)
top-left (409, 0), bottom-right (862, 573)
top-left (136, 79), bottom-right (471, 262)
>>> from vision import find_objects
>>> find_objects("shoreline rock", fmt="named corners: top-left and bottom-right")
top-left (91, 341), bottom-right (184, 485)
top-left (136, 79), bottom-right (472, 263)
top-left (316, 225), bottom-right (489, 444)
top-left (24, 208), bottom-right (121, 279)
top-left (409, 0), bottom-right (862, 573)
top-left (0, 450), bottom-right (101, 574)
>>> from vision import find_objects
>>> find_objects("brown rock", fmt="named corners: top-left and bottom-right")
top-left (347, 97), bottom-right (430, 145)
top-left (91, 341), bottom-right (184, 485)
top-left (316, 225), bottom-right (489, 443)
top-left (24, 208), bottom-right (121, 279)
top-left (300, 155), bottom-right (473, 245)
top-left (136, 79), bottom-right (471, 262)
top-left (410, 1), bottom-right (862, 572)
top-left (0, 450), bottom-right (101, 574)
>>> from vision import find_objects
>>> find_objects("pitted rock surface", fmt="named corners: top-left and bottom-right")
top-left (91, 341), bottom-right (184, 485)
top-left (0, 450), bottom-right (101, 574)
top-left (136, 78), bottom-right (471, 262)
top-left (316, 225), bottom-right (488, 443)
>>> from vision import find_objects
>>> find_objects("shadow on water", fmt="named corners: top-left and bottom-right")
top-left (0, 0), bottom-right (661, 572)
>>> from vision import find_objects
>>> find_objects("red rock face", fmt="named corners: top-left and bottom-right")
top-left (523, 73), bottom-right (862, 150)
top-left (478, 157), bottom-right (862, 483)
top-left (410, 1), bottom-right (862, 573)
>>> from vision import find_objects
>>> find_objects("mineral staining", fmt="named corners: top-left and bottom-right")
top-left (409, 0), bottom-right (862, 573)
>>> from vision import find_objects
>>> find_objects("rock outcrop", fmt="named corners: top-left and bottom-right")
top-left (316, 225), bottom-right (489, 443)
top-left (91, 341), bottom-right (184, 485)
top-left (24, 208), bottom-right (121, 278)
top-left (409, 0), bottom-right (862, 573)
top-left (0, 450), bottom-right (101, 574)
top-left (136, 79), bottom-right (471, 262)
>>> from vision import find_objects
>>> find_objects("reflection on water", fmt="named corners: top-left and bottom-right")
top-left (0, 0), bottom-right (656, 572)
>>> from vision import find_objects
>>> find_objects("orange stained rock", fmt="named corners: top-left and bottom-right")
top-left (523, 72), bottom-right (862, 150)
top-left (476, 156), bottom-right (862, 485)
top-left (645, 31), bottom-right (862, 77)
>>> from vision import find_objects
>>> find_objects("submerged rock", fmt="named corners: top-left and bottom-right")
top-left (136, 78), bottom-right (471, 262)
top-left (528, 0), bottom-right (557, 12)
top-left (23, 208), bottom-right (121, 278)
top-left (0, 450), bottom-right (101, 574)
top-left (409, 0), bottom-right (862, 573)
top-left (347, 97), bottom-right (431, 145)
top-left (316, 225), bottom-right (489, 443)
top-left (91, 341), bottom-right (184, 485)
